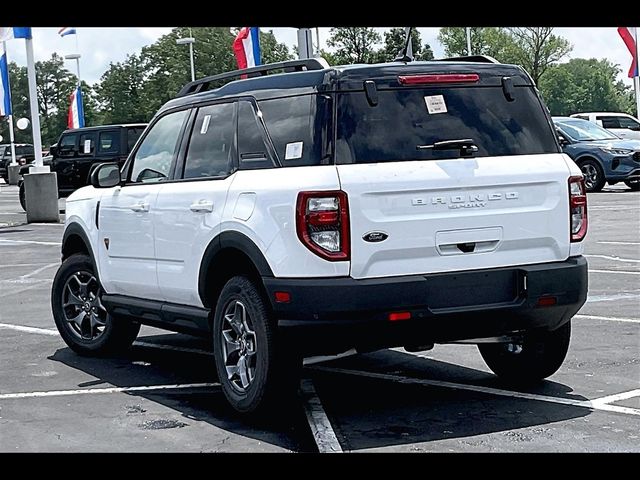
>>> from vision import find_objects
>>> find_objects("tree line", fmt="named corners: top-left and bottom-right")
top-left (0, 27), bottom-right (635, 148)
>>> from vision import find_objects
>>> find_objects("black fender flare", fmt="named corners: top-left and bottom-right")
top-left (198, 231), bottom-right (274, 307)
top-left (62, 223), bottom-right (99, 280)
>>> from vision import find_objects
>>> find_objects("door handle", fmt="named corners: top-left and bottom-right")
top-left (190, 200), bottom-right (214, 213)
top-left (129, 202), bottom-right (149, 212)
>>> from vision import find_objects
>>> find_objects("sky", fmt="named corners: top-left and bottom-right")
top-left (2, 27), bottom-right (636, 88)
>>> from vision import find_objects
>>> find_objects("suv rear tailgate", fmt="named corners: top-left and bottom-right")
top-left (338, 153), bottom-right (572, 279)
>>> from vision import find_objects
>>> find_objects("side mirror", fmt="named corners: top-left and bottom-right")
top-left (90, 163), bottom-right (121, 188)
top-left (49, 144), bottom-right (58, 156)
top-left (556, 131), bottom-right (569, 147)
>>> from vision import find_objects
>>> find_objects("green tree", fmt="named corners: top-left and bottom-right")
top-left (326, 27), bottom-right (382, 64)
top-left (377, 27), bottom-right (434, 62)
top-left (258, 29), bottom-right (294, 63)
top-left (439, 27), bottom-right (571, 84)
top-left (539, 58), bottom-right (633, 116)
top-left (508, 28), bottom-right (572, 84)
top-left (95, 54), bottom-right (148, 124)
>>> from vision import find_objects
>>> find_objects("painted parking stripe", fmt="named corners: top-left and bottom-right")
top-left (590, 389), bottom-right (640, 406)
top-left (587, 293), bottom-right (640, 303)
top-left (589, 269), bottom-right (640, 276)
top-left (597, 241), bottom-right (640, 246)
top-left (0, 239), bottom-right (61, 246)
top-left (311, 366), bottom-right (640, 417)
top-left (0, 382), bottom-right (220, 400)
top-left (575, 314), bottom-right (640, 324)
top-left (301, 379), bottom-right (343, 453)
top-left (0, 323), bottom-right (58, 336)
top-left (585, 254), bottom-right (640, 263)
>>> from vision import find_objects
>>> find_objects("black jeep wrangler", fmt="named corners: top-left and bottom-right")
top-left (19, 124), bottom-right (147, 210)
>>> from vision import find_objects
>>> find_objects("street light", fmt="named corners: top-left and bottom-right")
top-left (176, 37), bottom-right (196, 82)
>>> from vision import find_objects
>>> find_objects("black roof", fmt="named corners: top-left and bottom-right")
top-left (62, 123), bottom-right (147, 134)
top-left (159, 59), bottom-right (532, 116)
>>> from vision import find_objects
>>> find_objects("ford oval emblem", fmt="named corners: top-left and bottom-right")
top-left (362, 231), bottom-right (389, 243)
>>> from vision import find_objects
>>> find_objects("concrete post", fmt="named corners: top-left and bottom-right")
top-left (23, 171), bottom-right (59, 223)
top-left (7, 164), bottom-right (20, 185)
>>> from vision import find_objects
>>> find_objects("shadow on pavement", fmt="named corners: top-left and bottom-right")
top-left (49, 332), bottom-right (315, 452)
top-left (308, 349), bottom-right (592, 451)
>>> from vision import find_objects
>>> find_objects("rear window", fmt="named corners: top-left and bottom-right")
top-left (15, 146), bottom-right (33, 156)
top-left (336, 86), bottom-right (559, 164)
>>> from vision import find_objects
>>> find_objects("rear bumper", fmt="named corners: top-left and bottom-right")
top-left (264, 257), bottom-right (588, 354)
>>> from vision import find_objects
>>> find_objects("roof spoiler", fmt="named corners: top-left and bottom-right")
top-left (176, 57), bottom-right (331, 98)
top-left (436, 55), bottom-right (500, 64)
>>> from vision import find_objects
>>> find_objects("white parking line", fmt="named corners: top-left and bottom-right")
top-left (0, 382), bottom-right (220, 400)
top-left (0, 323), bottom-right (58, 336)
top-left (590, 389), bottom-right (640, 406)
top-left (0, 239), bottom-right (61, 246)
top-left (589, 269), bottom-right (640, 276)
top-left (311, 366), bottom-right (640, 417)
top-left (585, 254), bottom-right (640, 263)
top-left (587, 293), bottom-right (640, 303)
top-left (300, 379), bottom-right (343, 453)
top-left (597, 241), bottom-right (640, 246)
top-left (575, 314), bottom-right (640, 324)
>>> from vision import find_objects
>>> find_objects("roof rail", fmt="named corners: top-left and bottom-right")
top-left (436, 55), bottom-right (500, 64)
top-left (176, 58), bottom-right (330, 98)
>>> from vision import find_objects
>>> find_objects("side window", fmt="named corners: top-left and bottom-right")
top-left (183, 103), bottom-right (235, 179)
top-left (127, 127), bottom-right (145, 152)
top-left (130, 110), bottom-right (188, 184)
top-left (597, 116), bottom-right (620, 129)
top-left (237, 101), bottom-right (274, 170)
top-left (78, 132), bottom-right (96, 157)
top-left (58, 134), bottom-right (78, 158)
top-left (98, 130), bottom-right (120, 154)
top-left (258, 94), bottom-right (327, 167)
top-left (618, 116), bottom-right (640, 129)
top-left (574, 115), bottom-right (588, 120)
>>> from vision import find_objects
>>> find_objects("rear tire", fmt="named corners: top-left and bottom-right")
top-left (624, 179), bottom-right (640, 191)
top-left (478, 321), bottom-right (571, 383)
top-left (212, 275), bottom-right (301, 415)
top-left (579, 159), bottom-right (605, 192)
top-left (51, 253), bottom-right (140, 356)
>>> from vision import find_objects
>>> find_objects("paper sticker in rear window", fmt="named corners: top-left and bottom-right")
top-left (424, 95), bottom-right (447, 114)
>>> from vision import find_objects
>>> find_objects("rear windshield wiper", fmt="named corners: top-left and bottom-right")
top-left (416, 138), bottom-right (479, 156)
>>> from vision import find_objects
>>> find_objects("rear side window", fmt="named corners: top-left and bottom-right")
top-left (98, 130), bottom-right (120, 154)
top-left (183, 102), bottom-right (235, 179)
top-left (336, 87), bottom-right (559, 164)
top-left (127, 127), bottom-right (145, 152)
top-left (597, 116), bottom-right (620, 129)
top-left (258, 94), bottom-right (329, 167)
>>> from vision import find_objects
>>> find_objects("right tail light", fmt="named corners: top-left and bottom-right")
top-left (569, 176), bottom-right (588, 242)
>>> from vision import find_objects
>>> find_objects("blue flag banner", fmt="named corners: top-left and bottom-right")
top-left (0, 27), bottom-right (32, 42)
top-left (0, 43), bottom-right (11, 116)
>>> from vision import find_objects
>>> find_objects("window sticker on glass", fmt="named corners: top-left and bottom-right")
top-left (84, 139), bottom-right (92, 153)
top-left (424, 95), bottom-right (447, 114)
top-left (200, 114), bottom-right (212, 135)
top-left (285, 141), bottom-right (303, 160)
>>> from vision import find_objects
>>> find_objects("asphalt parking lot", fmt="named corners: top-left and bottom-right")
top-left (0, 181), bottom-right (638, 452)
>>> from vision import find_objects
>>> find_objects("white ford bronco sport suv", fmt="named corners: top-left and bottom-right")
top-left (52, 56), bottom-right (588, 414)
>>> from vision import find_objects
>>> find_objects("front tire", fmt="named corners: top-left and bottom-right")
top-left (51, 253), bottom-right (140, 356)
top-left (579, 159), bottom-right (605, 192)
top-left (478, 321), bottom-right (571, 383)
top-left (212, 276), bottom-right (301, 415)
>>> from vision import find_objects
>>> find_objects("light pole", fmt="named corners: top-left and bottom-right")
top-left (176, 37), bottom-right (196, 82)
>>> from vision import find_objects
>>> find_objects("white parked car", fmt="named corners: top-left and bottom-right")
top-left (570, 112), bottom-right (640, 140)
top-left (52, 57), bottom-right (589, 415)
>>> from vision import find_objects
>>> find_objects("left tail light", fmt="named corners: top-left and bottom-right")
top-left (569, 176), bottom-right (588, 242)
top-left (296, 191), bottom-right (350, 261)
